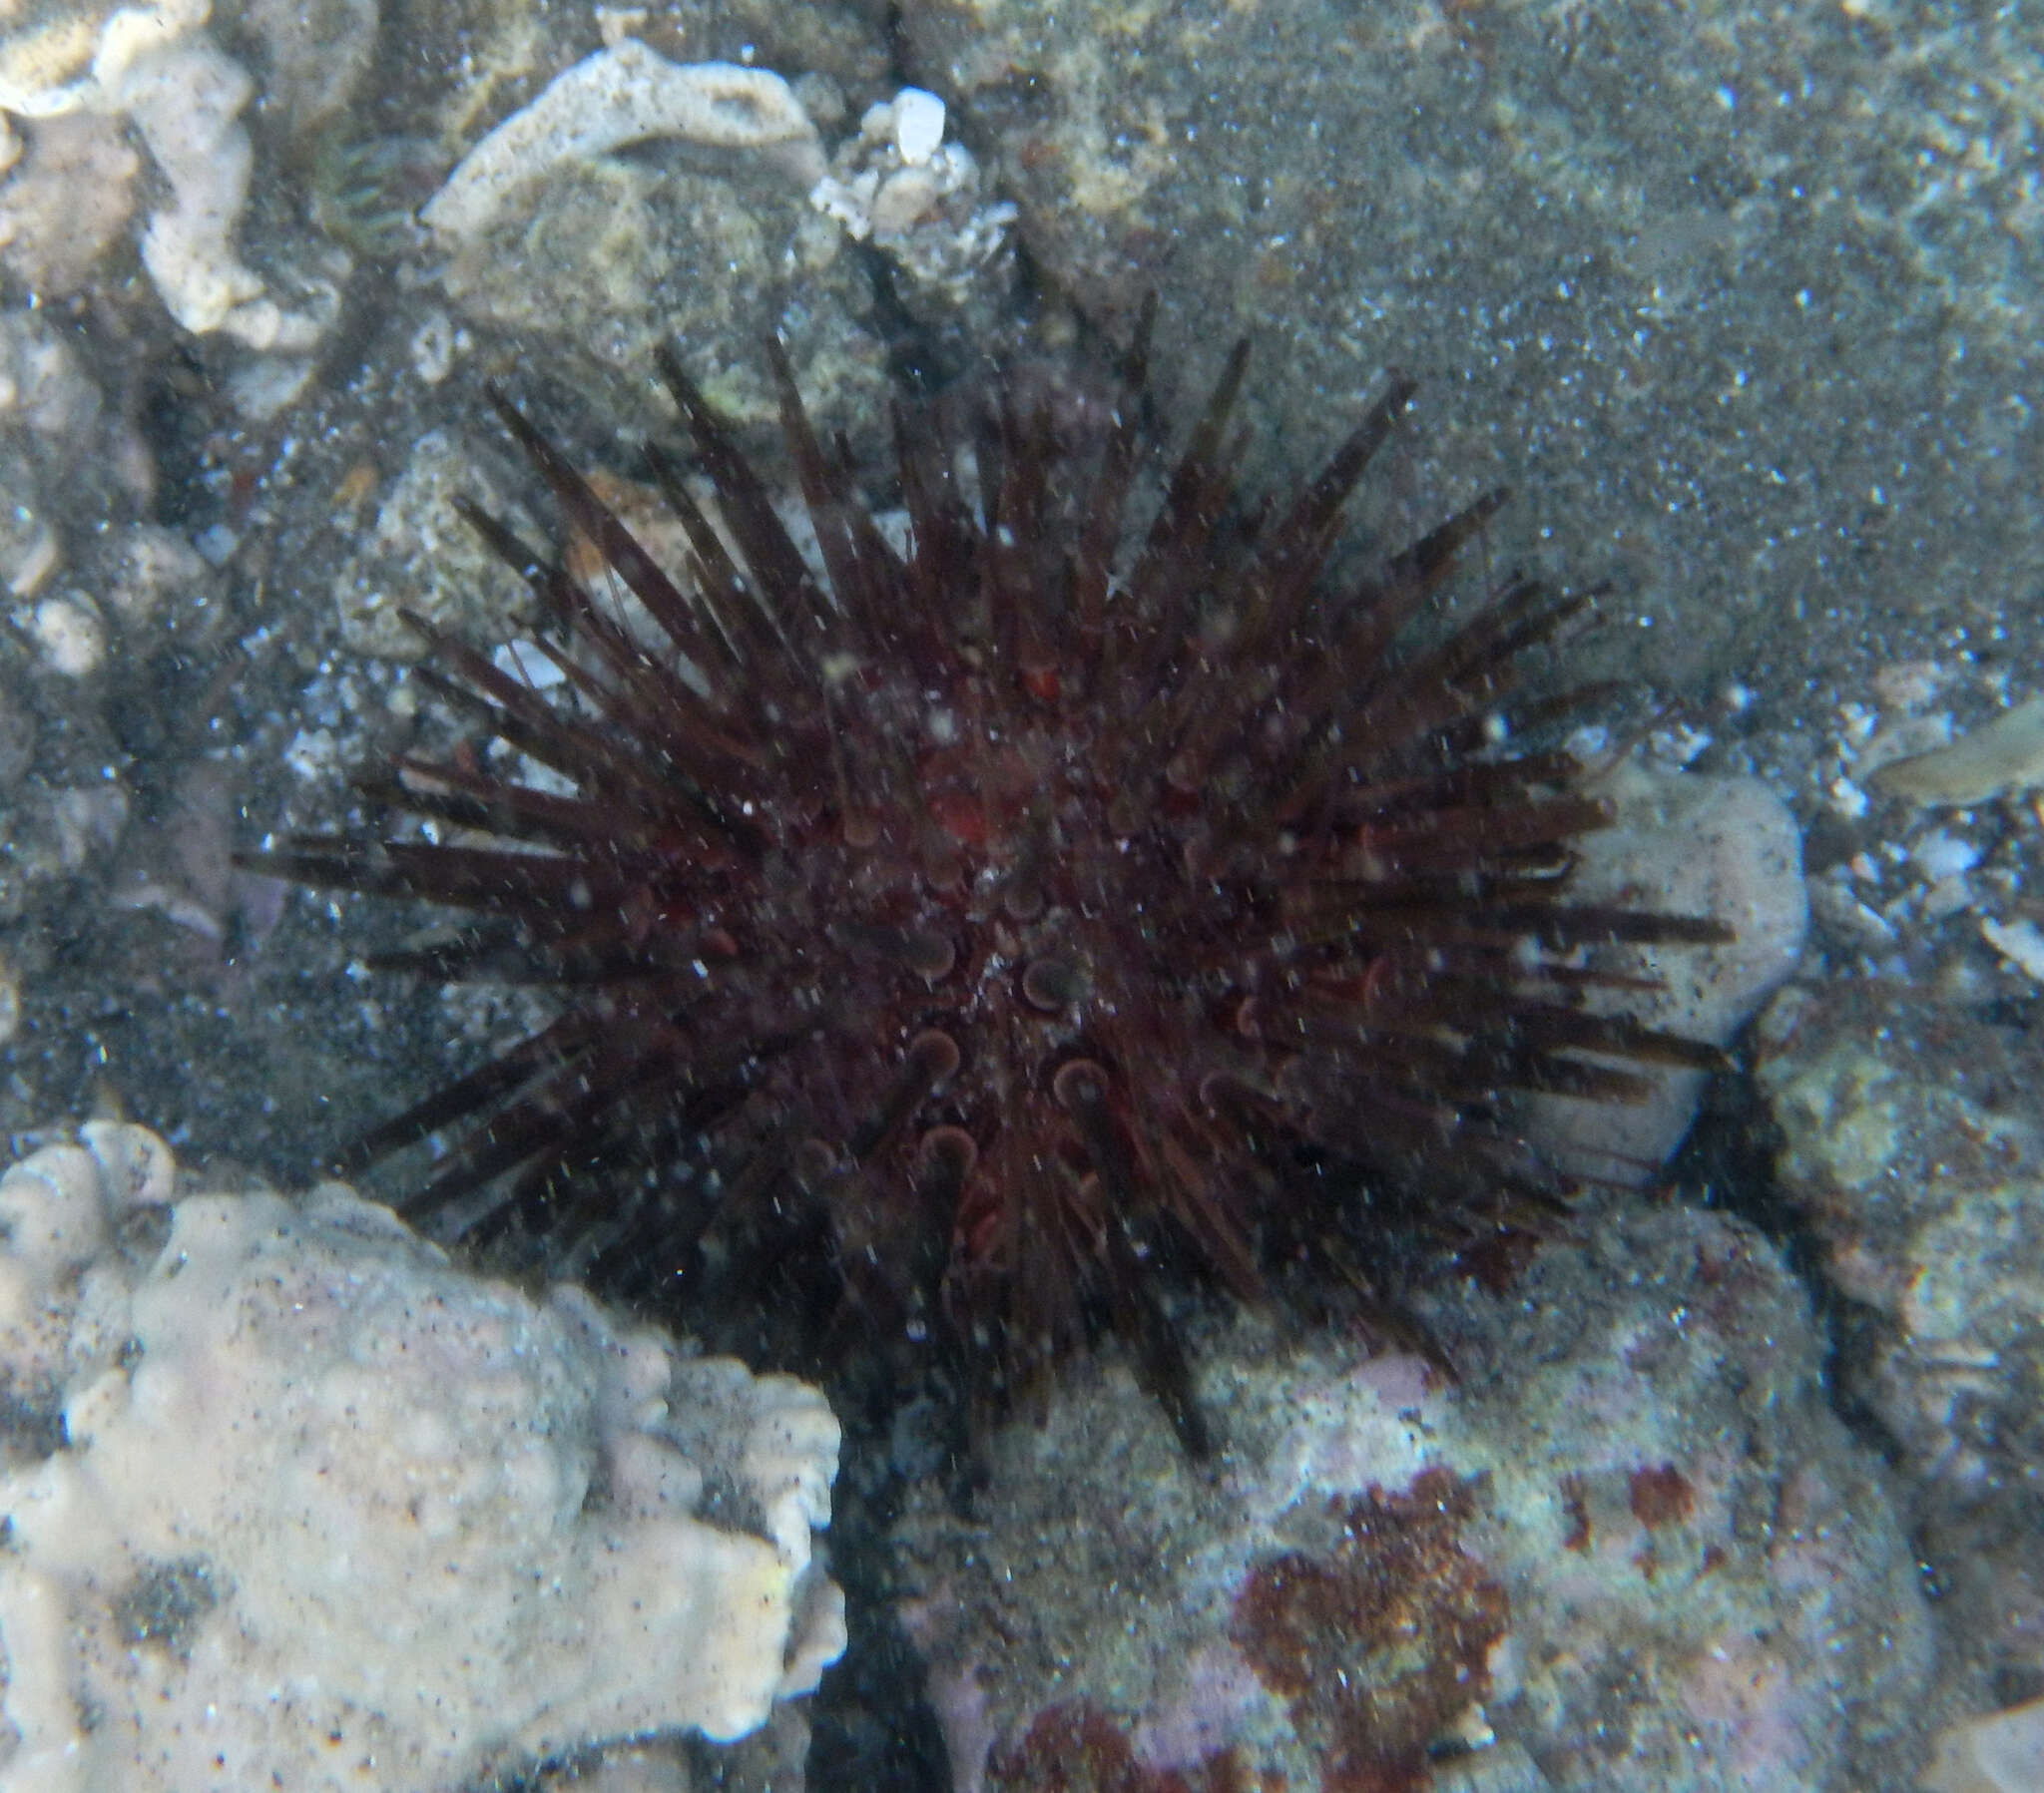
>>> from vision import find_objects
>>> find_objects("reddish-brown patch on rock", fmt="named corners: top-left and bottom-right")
top-left (1455, 1230), bottom-right (1543, 1295)
top-left (1558, 1472), bottom-right (1592, 1553)
top-left (1628, 1462), bottom-right (1695, 1529)
top-left (987, 1701), bottom-right (1254, 1793)
top-left (1227, 1467), bottom-right (1507, 1793)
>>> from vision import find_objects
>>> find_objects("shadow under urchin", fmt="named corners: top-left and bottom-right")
top-left (248, 302), bottom-right (1730, 1453)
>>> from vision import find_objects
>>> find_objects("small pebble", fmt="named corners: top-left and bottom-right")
top-left (893, 88), bottom-right (945, 166)
top-left (29, 596), bottom-right (104, 675)
top-left (1981, 915), bottom-right (2044, 985)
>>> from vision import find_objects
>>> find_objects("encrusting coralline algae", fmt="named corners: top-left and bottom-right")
top-left (0, 1123), bottom-right (843, 1792)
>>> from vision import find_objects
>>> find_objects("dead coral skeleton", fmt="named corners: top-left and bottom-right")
top-left (0, 1123), bottom-right (845, 1793)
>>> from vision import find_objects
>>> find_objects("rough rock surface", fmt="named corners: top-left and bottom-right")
top-left (896, 1200), bottom-right (1936, 1793)
top-left (1755, 979), bottom-right (2044, 1707)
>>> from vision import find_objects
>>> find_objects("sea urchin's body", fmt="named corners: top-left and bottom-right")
top-left (254, 311), bottom-right (1727, 1447)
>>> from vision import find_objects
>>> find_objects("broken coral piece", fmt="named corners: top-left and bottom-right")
top-left (1869, 692), bottom-right (2044, 806)
top-left (421, 39), bottom-right (826, 240)
top-left (1922, 1694), bottom-right (2044, 1793)
top-left (0, 1123), bottom-right (845, 1793)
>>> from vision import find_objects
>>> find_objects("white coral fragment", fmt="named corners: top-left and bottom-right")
top-left (422, 40), bottom-right (826, 240)
top-left (0, 1127), bottom-right (844, 1793)
top-left (104, 35), bottom-right (330, 348)
top-left (1870, 692), bottom-right (2044, 806)
top-left (0, 0), bottom-right (336, 348)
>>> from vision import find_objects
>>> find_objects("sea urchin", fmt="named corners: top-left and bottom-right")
top-left (252, 306), bottom-right (1729, 1449)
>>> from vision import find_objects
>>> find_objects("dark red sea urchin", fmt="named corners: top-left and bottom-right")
top-left (253, 306), bottom-right (1730, 1450)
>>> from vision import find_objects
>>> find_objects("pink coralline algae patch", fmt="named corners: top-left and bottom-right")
top-left (1679, 1633), bottom-right (1817, 1784)
top-left (1129, 1643), bottom-right (1266, 1775)
top-left (1233, 1352), bottom-right (1442, 1521)
top-left (989, 1701), bottom-right (1252, 1792)
top-left (897, 1585), bottom-right (1000, 1793)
